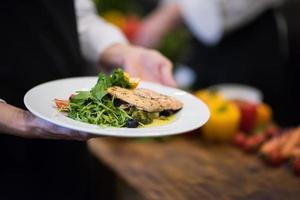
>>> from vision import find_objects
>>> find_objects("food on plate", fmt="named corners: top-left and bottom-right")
top-left (107, 87), bottom-right (182, 112)
top-left (55, 68), bottom-right (182, 128)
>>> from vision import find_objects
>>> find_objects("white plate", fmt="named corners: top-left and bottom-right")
top-left (208, 83), bottom-right (263, 103)
top-left (24, 77), bottom-right (210, 137)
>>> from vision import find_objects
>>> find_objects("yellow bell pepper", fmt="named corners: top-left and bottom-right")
top-left (202, 101), bottom-right (241, 142)
top-left (194, 90), bottom-right (224, 107)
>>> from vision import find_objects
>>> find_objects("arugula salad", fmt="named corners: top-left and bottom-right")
top-left (55, 68), bottom-right (182, 128)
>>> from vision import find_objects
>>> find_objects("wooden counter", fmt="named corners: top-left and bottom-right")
top-left (88, 136), bottom-right (300, 200)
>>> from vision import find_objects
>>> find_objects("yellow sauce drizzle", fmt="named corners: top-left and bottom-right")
top-left (143, 114), bottom-right (177, 128)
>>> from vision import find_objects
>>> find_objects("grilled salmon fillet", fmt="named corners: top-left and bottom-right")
top-left (107, 86), bottom-right (183, 112)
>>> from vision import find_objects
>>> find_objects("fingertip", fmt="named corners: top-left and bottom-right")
top-left (170, 78), bottom-right (177, 87)
top-left (161, 62), bottom-right (177, 87)
top-left (165, 78), bottom-right (177, 88)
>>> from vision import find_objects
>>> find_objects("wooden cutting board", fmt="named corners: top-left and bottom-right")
top-left (88, 136), bottom-right (300, 200)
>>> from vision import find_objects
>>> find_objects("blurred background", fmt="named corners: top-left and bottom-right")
top-left (86, 0), bottom-right (300, 199)
top-left (2, 1), bottom-right (300, 200)
top-left (91, 0), bottom-right (300, 126)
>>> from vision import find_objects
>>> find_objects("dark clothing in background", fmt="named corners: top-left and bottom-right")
top-left (0, 1), bottom-right (95, 199)
top-left (187, 8), bottom-right (300, 126)
top-left (1, 0), bottom-right (85, 107)
top-left (280, 0), bottom-right (300, 126)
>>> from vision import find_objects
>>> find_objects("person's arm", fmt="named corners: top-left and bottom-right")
top-left (75, 0), bottom-right (176, 87)
top-left (0, 101), bottom-right (90, 140)
top-left (133, 3), bottom-right (182, 48)
top-left (75, 0), bottom-right (128, 64)
top-left (134, 0), bottom-right (285, 47)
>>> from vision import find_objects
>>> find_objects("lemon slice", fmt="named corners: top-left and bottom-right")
top-left (123, 72), bottom-right (140, 89)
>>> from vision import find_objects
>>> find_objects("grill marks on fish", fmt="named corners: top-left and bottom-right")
top-left (107, 86), bottom-right (183, 112)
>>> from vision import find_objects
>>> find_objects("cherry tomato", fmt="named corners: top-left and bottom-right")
top-left (54, 99), bottom-right (69, 111)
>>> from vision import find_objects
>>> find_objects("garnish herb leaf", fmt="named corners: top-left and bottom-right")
top-left (90, 69), bottom-right (132, 101)
top-left (110, 68), bottom-right (131, 89)
top-left (91, 72), bottom-right (111, 101)
top-left (70, 91), bottom-right (92, 104)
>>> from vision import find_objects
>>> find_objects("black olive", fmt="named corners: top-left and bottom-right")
top-left (159, 110), bottom-right (173, 117)
top-left (114, 98), bottom-right (127, 107)
top-left (126, 119), bottom-right (139, 128)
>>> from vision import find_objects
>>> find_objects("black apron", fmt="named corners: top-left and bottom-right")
top-left (0, 1), bottom-right (92, 199)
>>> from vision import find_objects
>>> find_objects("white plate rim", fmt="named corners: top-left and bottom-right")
top-left (24, 77), bottom-right (210, 137)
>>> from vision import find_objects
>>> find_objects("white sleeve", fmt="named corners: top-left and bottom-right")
top-left (221, 0), bottom-right (285, 32)
top-left (162, 0), bottom-right (284, 45)
top-left (75, 0), bottom-right (128, 63)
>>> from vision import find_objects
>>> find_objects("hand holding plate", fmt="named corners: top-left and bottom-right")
top-left (0, 103), bottom-right (93, 141)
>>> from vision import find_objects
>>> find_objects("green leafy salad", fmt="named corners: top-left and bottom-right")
top-left (55, 68), bottom-right (181, 128)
